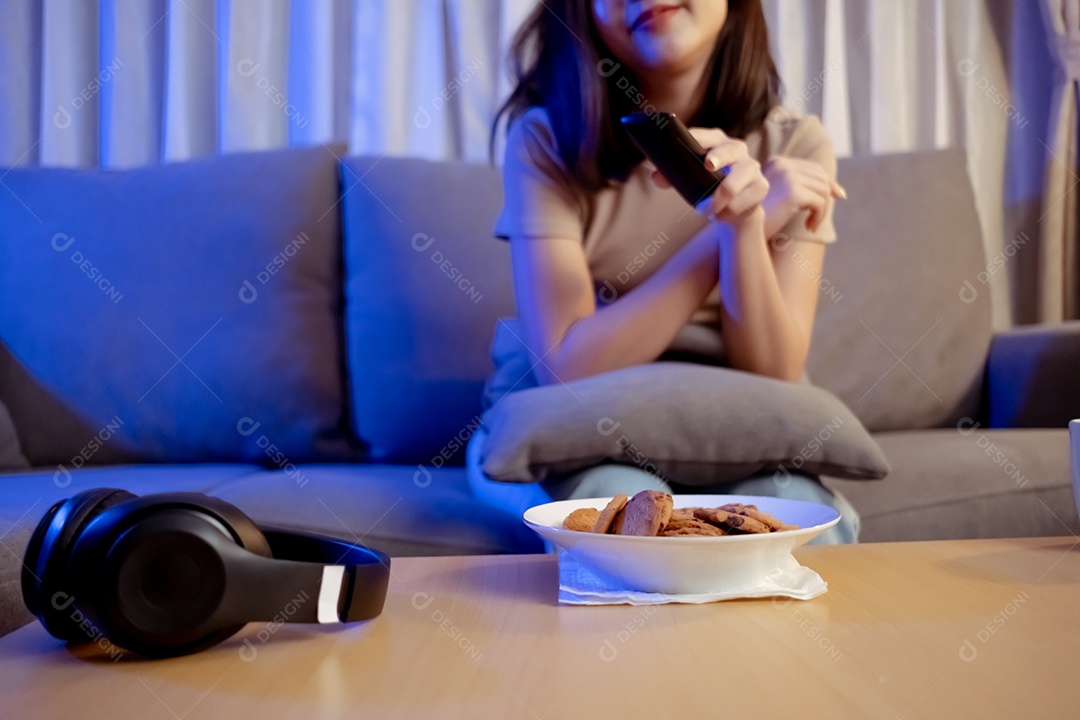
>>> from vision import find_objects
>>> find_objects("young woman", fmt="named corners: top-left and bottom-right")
top-left (466, 0), bottom-right (858, 543)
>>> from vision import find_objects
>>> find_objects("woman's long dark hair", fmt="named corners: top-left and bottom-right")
top-left (492, 0), bottom-right (781, 194)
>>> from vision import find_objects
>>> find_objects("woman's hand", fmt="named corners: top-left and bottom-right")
top-left (649, 127), bottom-right (770, 227)
top-left (760, 156), bottom-right (847, 239)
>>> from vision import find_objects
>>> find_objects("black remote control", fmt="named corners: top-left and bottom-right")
top-left (620, 112), bottom-right (728, 207)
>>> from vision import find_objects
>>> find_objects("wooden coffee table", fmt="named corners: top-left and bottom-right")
top-left (0, 537), bottom-right (1076, 718)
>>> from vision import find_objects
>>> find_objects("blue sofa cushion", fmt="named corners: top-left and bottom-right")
top-left (0, 145), bottom-right (354, 466)
top-left (209, 464), bottom-right (545, 556)
top-left (340, 156), bottom-right (515, 464)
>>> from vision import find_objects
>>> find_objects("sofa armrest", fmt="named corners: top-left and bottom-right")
top-left (986, 321), bottom-right (1080, 428)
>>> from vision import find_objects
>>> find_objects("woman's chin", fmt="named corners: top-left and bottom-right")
top-left (630, 36), bottom-right (710, 73)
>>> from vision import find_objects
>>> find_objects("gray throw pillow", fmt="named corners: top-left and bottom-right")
top-left (479, 361), bottom-right (890, 484)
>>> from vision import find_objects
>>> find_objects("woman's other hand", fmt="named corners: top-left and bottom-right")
top-left (760, 156), bottom-right (846, 238)
top-left (648, 130), bottom-right (847, 237)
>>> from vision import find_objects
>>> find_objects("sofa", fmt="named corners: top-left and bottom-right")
top-left (0, 143), bottom-right (1077, 639)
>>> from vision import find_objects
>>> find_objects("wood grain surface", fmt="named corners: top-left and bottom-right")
top-left (0, 537), bottom-right (1076, 719)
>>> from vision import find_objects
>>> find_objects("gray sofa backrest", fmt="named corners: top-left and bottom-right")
top-left (0, 145), bottom-right (355, 468)
top-left (341, 156), bottom-right (516, 463)
top-left (807, 148), bottom-right (991, 431)
top-left (0, 145), bottom-right (993, 469)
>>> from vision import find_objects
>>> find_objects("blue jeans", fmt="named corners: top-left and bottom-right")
top-left (466, 428), bottom-right (860, 545)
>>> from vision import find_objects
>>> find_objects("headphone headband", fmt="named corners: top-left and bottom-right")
top-left (260, 528), bottom-right (390, 623)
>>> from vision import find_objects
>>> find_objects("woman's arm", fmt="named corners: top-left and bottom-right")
top-left (687, 127), bottom-right (840, 382)
top-left (511, 223), bottom-right (724, 386)
top-left (506, 114), bottom-right (838, 386)
top-left (716, 214), bottom-right (824, 381)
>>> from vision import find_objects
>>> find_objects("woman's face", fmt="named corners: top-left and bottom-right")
top-left (592, 0), bottom-right (729, 74)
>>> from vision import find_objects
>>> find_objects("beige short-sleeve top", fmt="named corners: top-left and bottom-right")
top-left (495, 105), bottom-right (838, 326)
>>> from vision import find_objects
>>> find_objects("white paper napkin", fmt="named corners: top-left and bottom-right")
top-left (558, 550), bottom-right (828, 606)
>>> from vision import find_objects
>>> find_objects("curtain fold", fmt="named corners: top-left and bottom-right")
top-left (287, 0), bottom-right (353, 147)
top-left (0, 0), bottom-right (42, 168)
top-left (221, 0), bottom-right (291, 153)
top-left (0, 0), bottom-right (1064, 324)
top-left (821, 0), bottom-right (852, 158)
top-left (163, 0), bottom-right (219, 162)
top-left (1038, 0), bottom-right (1080, 321)
top-left (100, 0), bottom-right (167, 168)
top-left (40, 0), bottom-right (100, 167)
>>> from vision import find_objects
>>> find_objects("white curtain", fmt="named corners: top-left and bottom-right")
top-left (763, 0), bottom-right (1049, 327)
top-left (0, 0), bottom-right (1063, 325)
top-left (0, 0), bottom-right (533, 165)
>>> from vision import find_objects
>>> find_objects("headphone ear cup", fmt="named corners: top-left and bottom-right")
top-left (184, 495), bottom-right (272, 560)
top-left (22, 488), bottom-right (137, 642)
top-left (87, 499), bottom-right (268, 658)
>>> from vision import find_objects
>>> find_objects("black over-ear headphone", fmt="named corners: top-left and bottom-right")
top-left (22, 488), bottom-right (390, 658)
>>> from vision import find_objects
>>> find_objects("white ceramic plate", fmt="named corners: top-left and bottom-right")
top-left (524, 495), bottom-right (840, 594)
